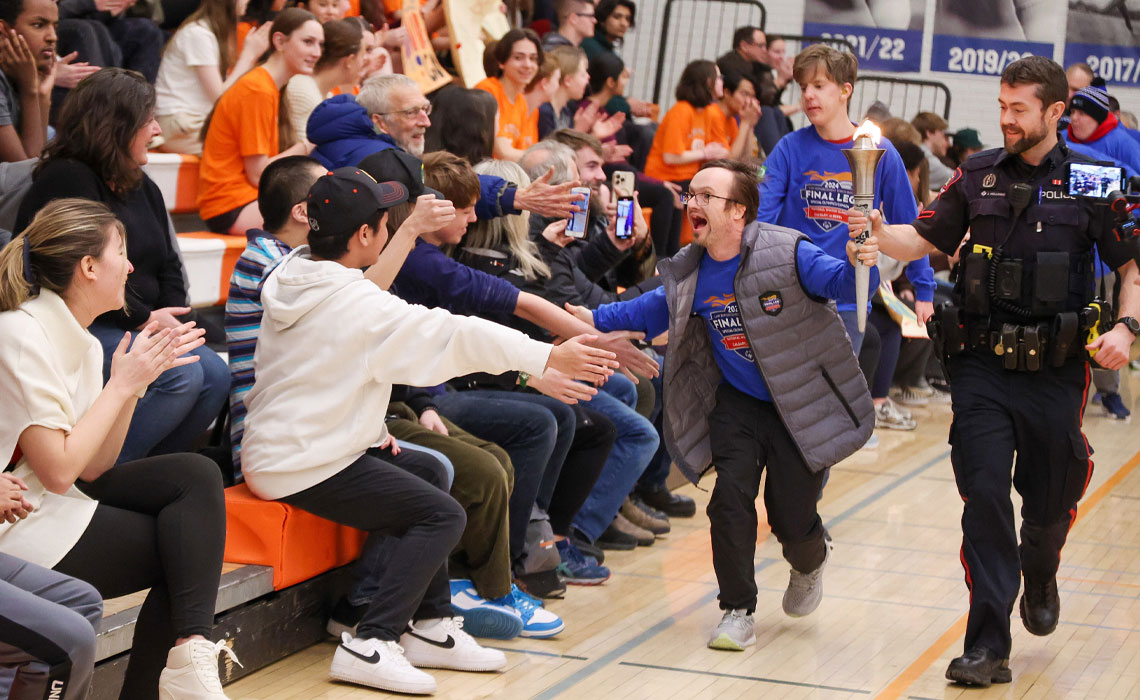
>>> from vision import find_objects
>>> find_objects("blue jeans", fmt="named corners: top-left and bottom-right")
top-left (572, 377), bottom-right (659, 541)
top-left (839, 308), bottom-right (866, 356)
top-left (431, 389), bottom-right (573, 563)
top-left (89, 322), bottom-right (230, 463)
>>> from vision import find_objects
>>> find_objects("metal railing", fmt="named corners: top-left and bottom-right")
top-left (851, 75), bottom-right (952, 123)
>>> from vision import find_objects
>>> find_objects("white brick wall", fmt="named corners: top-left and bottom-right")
top-left (619, 0), bottom-right (1140, 149)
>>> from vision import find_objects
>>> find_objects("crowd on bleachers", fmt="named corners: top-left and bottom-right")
top-left (0, 0), bottom-right (1138, 697)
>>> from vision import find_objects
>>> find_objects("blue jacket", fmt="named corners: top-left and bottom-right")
top-left (306, 95), bottom-right (520, 220)
top-left (1066, 139), bottom-right (1138, 179)
top-left (1064, 124), bottom-right (1140, 175)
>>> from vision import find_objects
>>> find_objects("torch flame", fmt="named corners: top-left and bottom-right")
top-left (852, 120), bottom-right (882, 147)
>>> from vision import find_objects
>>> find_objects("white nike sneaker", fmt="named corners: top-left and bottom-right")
top-left (329, 632), bottom-right (437, 695)
top-left (158, 639), bottom-right (242, 700)
top-left (400, 618), bottom-right (508, 672)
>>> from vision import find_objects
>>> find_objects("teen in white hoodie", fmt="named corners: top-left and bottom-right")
top-left (241, 168), bottom-right (616, 695)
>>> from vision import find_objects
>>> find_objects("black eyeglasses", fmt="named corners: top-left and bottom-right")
top-left (380, 103), bottom-right (432, 119)
top-left (681, 192), bottom-right (741, 206)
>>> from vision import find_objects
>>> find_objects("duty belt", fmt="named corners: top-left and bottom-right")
top-left (966, 311), bottom-right (1084, 371)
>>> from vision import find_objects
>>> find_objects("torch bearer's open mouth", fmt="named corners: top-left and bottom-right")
top-left (852, 120), bottom-right (883, 148)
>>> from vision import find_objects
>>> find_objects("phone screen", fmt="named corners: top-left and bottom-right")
top-left (616, 198), bottom-right (634, 240)
top-left (1069, 163), bottom-right (1123, 199)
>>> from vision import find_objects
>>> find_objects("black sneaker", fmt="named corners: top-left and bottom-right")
top-left (327, 596), bottom-right (368, 638)
top-left (946, 647), bottom-right (1012, 686)
top-left (596, 522), bottom-right (638, 550)
top-left (569, 532), bottom-right (605, 564)
top-left (513, 570), bottom-right (566, 600)
top-left (1019, 577), bottom-right (1060, 636)
top-left (635, 485), bottom-right (696, 518)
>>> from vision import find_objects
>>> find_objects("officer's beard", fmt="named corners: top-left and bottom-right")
top-left (1003, 118), bottom-right (1049, 156)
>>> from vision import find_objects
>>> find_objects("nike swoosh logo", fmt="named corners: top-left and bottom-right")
top-left (407, 631), bottom-right (456, 649)
top-left (339, 644), bottom-right (381, 664)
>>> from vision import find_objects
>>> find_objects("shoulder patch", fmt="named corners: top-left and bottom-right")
top-left (760, 291), bottom-right (783, 316)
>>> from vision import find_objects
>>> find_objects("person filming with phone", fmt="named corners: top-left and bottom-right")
top-left (848, 56), bottom-right (1140, 688)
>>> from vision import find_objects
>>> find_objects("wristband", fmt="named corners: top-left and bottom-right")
top-left (518, 371), bottom-right (530, 389)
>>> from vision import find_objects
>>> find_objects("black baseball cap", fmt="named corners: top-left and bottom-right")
top-left (307, 167), bottom-right (409, 240)
top-left (356, 148), bottom-right (444, 200)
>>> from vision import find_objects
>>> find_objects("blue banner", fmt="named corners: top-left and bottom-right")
top-left (930, 35), bottom-right (1052, 76)
top-left (803, 22), bottom-right (922, 73)
top-left (1065, 43), bottom-right (1140, 87)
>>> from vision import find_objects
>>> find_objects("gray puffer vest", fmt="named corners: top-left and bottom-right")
top-left (659, 221), bottom-right (874, 482)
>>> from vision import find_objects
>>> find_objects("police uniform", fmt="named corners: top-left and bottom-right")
top-left (913, 141), bottom-right (1133, 662)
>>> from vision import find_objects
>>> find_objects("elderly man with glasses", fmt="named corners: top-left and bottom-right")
top-left (566, 159), bottom-right (880, 651)
top-left (305, 74), bottom-right (579, 220)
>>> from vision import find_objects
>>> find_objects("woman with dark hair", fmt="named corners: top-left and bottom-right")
top-left (15, 68), bottom-right (231, 466)
top-left (644, 60), bottom-right (732, 184)
top-left (198, 7), bottom-right (322, 235)
top-left (475, 27), bottom-right (543, 161)
top-left (285, 18), bottom-right (364, 142)
top-left (0, 198), bottom-right (233, 700)
top-left (425, 85), bottom-right (497, 165)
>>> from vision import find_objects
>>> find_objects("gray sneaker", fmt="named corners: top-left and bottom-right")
top-left (782, 539), bottom-right (832, 617)
top-left (707, 609), bottom-right (755, 651)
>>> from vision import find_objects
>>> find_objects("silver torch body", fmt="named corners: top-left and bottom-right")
top-left (841, 133), bottom-right (884, 333)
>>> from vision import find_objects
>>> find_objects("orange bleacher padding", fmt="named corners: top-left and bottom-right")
top-left (224, 483), bottom-right (367, 590)
top-left (173, 155), bottom-right (200, 214)
top-left (179, 232), bottom-right (247, 304)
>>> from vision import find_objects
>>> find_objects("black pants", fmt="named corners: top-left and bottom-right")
top-left (948, 351), bottom-right (1093, 658)
top-left (55, 454), bottom-right (226, 700)
top-left (280, 449), bottom-right (466, 641)
top-left (545, 407), bottom-right (615, 536)
top-left (707, 383), bottom-right (827, 613)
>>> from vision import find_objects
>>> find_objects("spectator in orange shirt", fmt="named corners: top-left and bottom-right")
top-left (198, 8), bottom-right (322, 235)
top-left (476, 28), bottom-right (542, 161)
top-left (644, 60), bottom-right (733, 185)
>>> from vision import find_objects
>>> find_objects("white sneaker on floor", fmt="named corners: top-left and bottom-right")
top-left (707, 609), bottom-right (755, 651)
top-left (158, 639), bottom-right (241, 700)
top-left (330, 632), bottom-right (437, 695)
top-left (400, 617), bottom-right (507, 672)
top-left (782, 539), bottom-right (832, 617)
top-left (875, 399), bottom-right (917, 430)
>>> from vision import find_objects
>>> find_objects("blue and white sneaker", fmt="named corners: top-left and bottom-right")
top-left (449, 579), bottom-right (523, 640)
top-left (556, 538), bottom-right (611, 585)
top-left (492, 584), bottom-right (564, 639)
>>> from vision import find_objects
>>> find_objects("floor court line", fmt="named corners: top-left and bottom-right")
top-left (871, 446), bottom-right (1140, 700)
top-left (488, 646), bottom-right (589, 661)
top-left (528, 559), bottom-right (780, 700)
top-left (615, 661), bottom-right (873, 694)
top-left (530, 448), bottom-right (953, 699)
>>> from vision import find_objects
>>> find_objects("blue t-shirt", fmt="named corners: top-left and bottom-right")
top-left (593, 240), bottom-right (874, 402)
top-left (757, 124), bottom-right (934, 309)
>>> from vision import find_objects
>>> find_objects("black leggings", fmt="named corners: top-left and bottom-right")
top-left (544, 407), bottom-right (616, 536)
top-left (55, 454), bottom-right (226, 700)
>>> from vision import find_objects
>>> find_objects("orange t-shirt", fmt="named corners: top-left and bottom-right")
top-left (236, 21), bottom-right (255, 55)
top-left (644, 101), bottom-right (732, 182)
top-left (199, 66), bottom-right (280, 220)
top-left (475, 76), bottom-right (537, 155)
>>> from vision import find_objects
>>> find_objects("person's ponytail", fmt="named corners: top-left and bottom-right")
top-left (0, 235), bottom-right (34, 312)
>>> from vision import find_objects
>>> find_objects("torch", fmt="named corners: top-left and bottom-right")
top-left (841, 120), bottom-right (885, 333)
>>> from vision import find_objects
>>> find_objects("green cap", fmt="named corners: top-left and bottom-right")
top-left (952, 128), bottom-right (983, 150)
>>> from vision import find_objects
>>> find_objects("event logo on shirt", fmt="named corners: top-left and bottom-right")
top-left (800, 170), bottom-right (854, 233)
top-left (703, 294), bottom-right (753, 362)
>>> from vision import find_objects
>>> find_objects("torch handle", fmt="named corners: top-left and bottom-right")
top-left (851, 194), bottom-right (873, 257)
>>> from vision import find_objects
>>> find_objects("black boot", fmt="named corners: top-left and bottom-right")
top-left (1020, 577), bottom-right (1060, 636)
top-left (945, 647), bottom-right (1012, 687)
top-left (634, 485), bottom-right (696, 518)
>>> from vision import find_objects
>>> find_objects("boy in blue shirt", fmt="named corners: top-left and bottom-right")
top-left (573, 160), bottom-right (880, 650)
top-left (757, 44), bottom-right (934, 353)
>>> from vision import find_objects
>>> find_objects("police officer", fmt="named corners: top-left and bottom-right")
top-left (849, 56), bottom-right (1140, 687)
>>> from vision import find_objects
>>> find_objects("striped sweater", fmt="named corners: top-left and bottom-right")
top-left (224, 231), bottom-right (292, 471)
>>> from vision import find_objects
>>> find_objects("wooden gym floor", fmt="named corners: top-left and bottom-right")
top-left (225, 374), bottom-right (1140, 699)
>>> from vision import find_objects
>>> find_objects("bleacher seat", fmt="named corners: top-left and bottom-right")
top-left (223, 483), bottom-right (367, 590)
top-left (177, 233), bottom-right (246, 307)
top-left (142, 152), bottom-right (200, 214)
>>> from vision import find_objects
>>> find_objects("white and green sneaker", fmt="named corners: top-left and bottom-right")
top-left (707, 609), bottom-right (755, 651)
